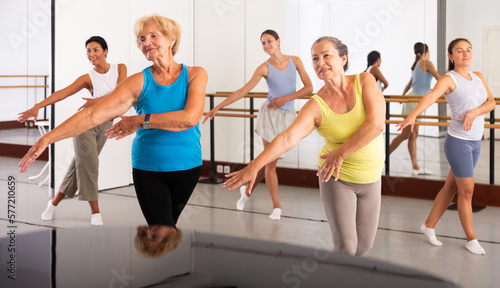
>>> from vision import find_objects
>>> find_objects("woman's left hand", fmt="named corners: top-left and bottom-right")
top-left (267, 97), bottom-right (288, 110)
top-left (459, 109), bottom-right (479, 131)
top-left (317, 151), bottom-right (344, 182)
top-left (106, 115), bottom-right (141, 140)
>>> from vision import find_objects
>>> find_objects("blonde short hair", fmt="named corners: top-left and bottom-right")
top-left (134, 227), bottom-right (183, 258)
top-left (134, 15), bottom-right (181, 56)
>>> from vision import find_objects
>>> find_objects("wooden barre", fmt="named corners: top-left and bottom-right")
top-left (385, 119), bottom-right (500, 129)
top-left (220, 108), bottom-right (260, 113)
top-left (390, 114), bottom-right (500, 122)
top-left (204, 113), bottom-right (500, 128)
top-left (203, 112), bottom-right (257, 118)
top-left (0, 85), bottom-right (49, 88)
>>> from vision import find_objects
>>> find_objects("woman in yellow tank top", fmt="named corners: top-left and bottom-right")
top-left (224, 36), bottom-right (386, 256)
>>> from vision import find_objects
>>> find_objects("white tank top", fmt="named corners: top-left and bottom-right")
top-left (88, 63), bottom-right (119, 98)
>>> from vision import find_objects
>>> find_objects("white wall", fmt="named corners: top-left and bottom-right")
top-left (0, 0), bottom-right (51, 121)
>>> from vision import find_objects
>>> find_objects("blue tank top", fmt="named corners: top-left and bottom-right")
top-left (411, 60), bottom-right (433, 96)
top-left (132, 64), bottom-right (201, 172)
top-left (265, 56), bottom-right (297, 111)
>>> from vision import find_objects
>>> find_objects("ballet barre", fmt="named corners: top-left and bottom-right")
top-left (384, 95), bottom-right (497, 184)
top-left (0, 75), bottom-right (50, 121)
top-left (203, 93), bottom-right (498, 185)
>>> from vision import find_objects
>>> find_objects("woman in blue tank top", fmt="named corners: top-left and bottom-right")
top-left (397, 38), bottom-right (495, 255)
top-left (202, 30), bottom-right (313, 220)
top-left (19, 16), bottom-right (208, 237)
top-left (389, 42), bottom-right (440, 176)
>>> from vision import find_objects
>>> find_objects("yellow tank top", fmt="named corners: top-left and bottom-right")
top-left (313, 74), bottom-right (385, 184)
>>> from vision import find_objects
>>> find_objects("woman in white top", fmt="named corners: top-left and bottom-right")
top-left (18, 36), bottom-right (127, 225)
top-left (397, 38), bottom-right (495, 255)
top-left (365, 51), bottom-right (388, 92)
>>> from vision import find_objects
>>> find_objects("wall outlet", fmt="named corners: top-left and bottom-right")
top-left (216, 165), bottom-right (223, 173)
top-left (224, 166), bottom-right (230, 174)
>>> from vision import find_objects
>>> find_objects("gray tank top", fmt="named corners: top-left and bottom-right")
top-left (445, 70), bottom-right (487, 140)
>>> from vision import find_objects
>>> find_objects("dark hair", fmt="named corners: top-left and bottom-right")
top-left (411, 42), bottom-right (428, 70)
top-left (85, 36), bottom-right (108, 54)
top-left (311, 36), bottom-right (349, 71)
top-left (447, 38), bottom-right (472, 71)
top-left (261, 29), bottom-right (280, 41)
top-left (366, 51), bottom-right (381, 71)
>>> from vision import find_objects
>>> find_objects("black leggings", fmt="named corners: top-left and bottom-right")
top-left (132, 166), bottom-right (202, 227)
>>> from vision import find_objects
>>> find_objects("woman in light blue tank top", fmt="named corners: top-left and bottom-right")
top-left (203, 30), bottom-right (313, 220)
top-left (397, 38), bottom-right (495, 255)
top-left (389, 42), bottom-right (440, 176)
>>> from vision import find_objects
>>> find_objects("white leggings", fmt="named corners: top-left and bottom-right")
top-left (319, 176), bottom-right (381, 256)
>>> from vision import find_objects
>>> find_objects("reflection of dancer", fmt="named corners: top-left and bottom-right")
top-left (398, 38), bottom-right (495, 255)
top-left (389, 42), bottom-right (440, 175)
top-left (135, 225), bottom-right (183, 257)
top-left (203, 29), bottom-right (313, 220)
top-left (225, 37), bottom-right (385, 255)
top-left (19, 16), bottom-right (207, 229)
top-left (365, 51), bottom-right (388, 91)
top-left (18, 36), bottom-right (127, 225)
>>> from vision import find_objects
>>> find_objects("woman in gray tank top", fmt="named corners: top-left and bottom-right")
top-left (397, 38), bottom-right (495, 255)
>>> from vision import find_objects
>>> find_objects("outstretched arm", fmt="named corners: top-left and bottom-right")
top-left (202, 63), bottom-right (266, 123)
top-left (224, 98), bottom-right (320, 193)
top-left (18, 74), bottom-right (91, 122)
top-left (19, 72), bottom-right (142, 172)
top-left (397, 74), bottom-right (455, 132)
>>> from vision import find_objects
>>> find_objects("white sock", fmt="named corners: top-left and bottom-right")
top-left (420, 223), bottom-right (442, 246)
top-left (269, 208), bottom-right (282, 220)
top-left (41, 200), bottom-right (56, 220)
top-left (236, 186), bottom-right (250, 211)
top-left (466, 239), bottom-right (486, 255)
top-left (91, 213), bottom-right (103, 226)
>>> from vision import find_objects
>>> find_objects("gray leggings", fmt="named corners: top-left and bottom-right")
top-left (319, 175), bottom-right (381, 256)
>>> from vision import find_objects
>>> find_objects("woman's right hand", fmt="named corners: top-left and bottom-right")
top-left (202, 107), bottom-right (219, 124)
top-left (224, 164), bottom-right (258, 194)
top-left (18, 105), bottom-right (40, 123)
top-left (19, 136), bottom-right (49, 172)
top-left (396, 115), bottom-right (416, 132)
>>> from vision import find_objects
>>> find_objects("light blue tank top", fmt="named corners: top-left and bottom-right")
top-left (265, 56), bottom-right (297, 111)
top-left (445, 70), bottom-right (487, 141)
top-left (132, 64), bottom-right (201, 172)
top-left (411, 60), bottom-right (433, 96)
